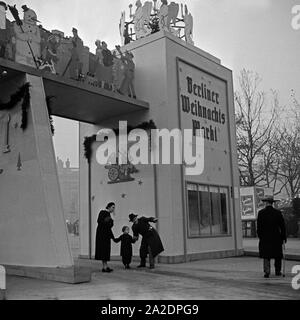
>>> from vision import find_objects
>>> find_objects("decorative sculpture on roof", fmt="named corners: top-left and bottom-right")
top-left (0, 1), bottom-right (5, 29)
top-left (39, 30), bottom-right (62, 73)
top-left (119, 11), bottom-right (126, 46)
top-left (0, 1), bottom-right (7, 57)
top-left (94, 41), bottom-right (114, 90)
top-left (12, 5), bottom-right (41, 68)
top-left (63, 27), bottom-right (84, 80)
top-left (130, 0), bottom-right (152, 40)
top-left (168, 2), bottom-right (179, 27)
top-left (119, 1), bottom-right (194, 46)
top-left (167, 2), bottom-right (180, 36)
top-left (0, 1), bottom-right (13, 60)
top-left (1, 4), bottom-right (137, 99)
top-left (181, 3), bottom-right (193, 45)
top-left (120, 11), bottom-right (134, 45)
top-left (158, 0), bottom-right (168, 31)
top-left (116, 45), bottom-right (136, 99)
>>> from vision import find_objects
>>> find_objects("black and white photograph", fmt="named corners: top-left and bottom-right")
top-left (0, 0), bottom-right (299, 310)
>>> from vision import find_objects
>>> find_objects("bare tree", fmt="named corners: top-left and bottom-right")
top-left (271, 94), bottom-right (300, 198)
top-left (235, 69), bottom-right (278, 187)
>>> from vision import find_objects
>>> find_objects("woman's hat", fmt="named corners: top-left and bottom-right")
top-left (261, 196), bottom-right (280, 203)
top-left (0, 2), bottom-right (7, 10)
top-left (129, 213), bottom-right (138, 222)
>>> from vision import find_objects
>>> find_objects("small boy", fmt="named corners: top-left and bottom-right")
top-left (114, 226), bottom-right (136, 269)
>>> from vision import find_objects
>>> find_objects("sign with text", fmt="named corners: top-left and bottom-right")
top-left (178, 59), bottom-right (230, 183)
top-left (240, 187), bottom-right (273, 220)
top-left (240, 187), bottom-right (256, 220)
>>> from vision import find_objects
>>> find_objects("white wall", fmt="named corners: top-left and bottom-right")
top-left (0, 74), bottom-right (73, 267)
top-left (164, 34), bottom-right (242, 254)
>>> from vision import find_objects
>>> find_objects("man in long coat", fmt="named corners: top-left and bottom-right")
top-left (257, 196), bottom-right (287, 278)
top-left (129, 213), bottom-right (164, 269)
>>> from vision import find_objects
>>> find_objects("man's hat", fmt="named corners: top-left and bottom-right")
top-left (21, 5), bottom-right (29, 12)
top-left (129, 213), bottom-right (138, 222)
top-left (261, 196), bottom-right (280, 203)
top-left (0, 1), bottom-right (7, 10)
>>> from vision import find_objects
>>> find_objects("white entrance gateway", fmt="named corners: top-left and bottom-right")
top-left (79, 31), bottom-right (243, 263)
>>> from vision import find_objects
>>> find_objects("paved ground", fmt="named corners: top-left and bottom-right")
top-left (244, 238), bottom-right (300, 258)
top-left (4, 257), bottom-right (300, 300)
top-left (244, 238), bottom-right (300, 254)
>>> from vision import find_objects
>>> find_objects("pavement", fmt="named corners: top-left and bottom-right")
top-left (4, 256), bottom-right (300, 300)
top-left (244, 238), bottom-right (300, 260)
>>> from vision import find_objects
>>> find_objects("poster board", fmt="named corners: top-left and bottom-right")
top-left (240, 187), bottom-right (273, 221)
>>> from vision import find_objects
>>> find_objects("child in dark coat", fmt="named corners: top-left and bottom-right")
top-left (114, 226), bottom-right (136, 269)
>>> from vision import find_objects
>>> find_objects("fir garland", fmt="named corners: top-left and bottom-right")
top-left (83, 134), bottom-right (97, 163)
top-left (46, 96), bottom-right (55, 135)
top-left (112, 120), bottom-right (156, 135)
top-left (0, 82), bottom-right (31, 131)
top-left (83, 120), bottom-right (156, 163)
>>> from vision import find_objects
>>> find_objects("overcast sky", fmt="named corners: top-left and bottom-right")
top-left (9, 0), bottom-right (300, 167)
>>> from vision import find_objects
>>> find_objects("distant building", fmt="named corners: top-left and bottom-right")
top-left (57, 157), bottom-right (79, 235)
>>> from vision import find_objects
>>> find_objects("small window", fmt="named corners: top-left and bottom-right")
top-left (198, 185), bottom-right (211, 235)
top-left (187, 184), bottom-right (200, 236)
top-left (220, 187), bottom-right (229, 234)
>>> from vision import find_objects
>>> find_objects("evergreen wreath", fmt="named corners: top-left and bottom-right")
top-left (46, 96), bottom-right (55, 135)
top-left (0, 82), bottom-right (31, 130)
top-left (83, 120), bottom-right (156, 163)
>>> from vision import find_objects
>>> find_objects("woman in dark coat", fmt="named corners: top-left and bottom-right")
top-left (95, 202), bottom-right (115, 272)
top-left (257, 197), bottom-right (287, 278)
top-left (129, 213), bottom-right (164, 269)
